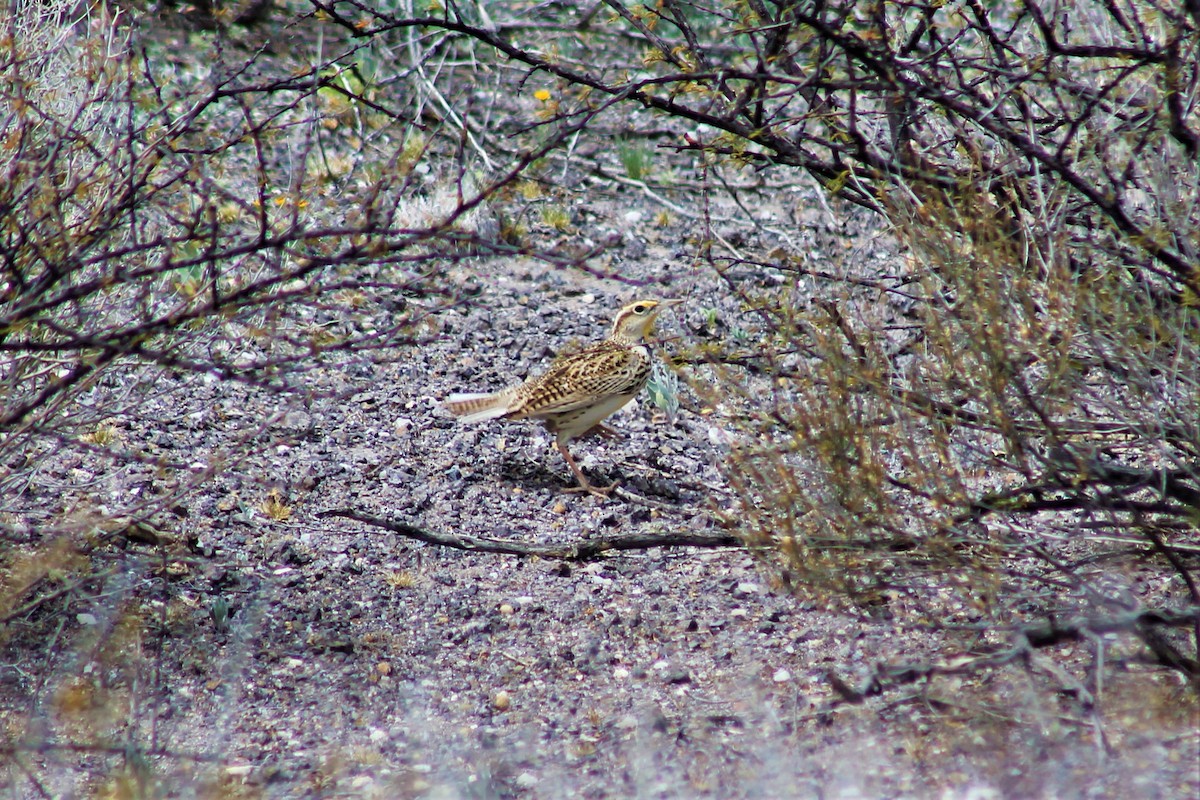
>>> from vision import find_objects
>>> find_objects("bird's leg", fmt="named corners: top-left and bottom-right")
top-left (578, 422), bottom-right (623, 440)
top-left (556, 441), bottom-right (617, 497)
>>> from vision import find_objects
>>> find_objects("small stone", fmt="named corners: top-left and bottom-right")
top-left (375, 661), bottom-right (392, 675)
top-left (515, 773), bottom-right (538, 789)
top-left (552, 501), bottom-right (568, 514)
top-left (663, 667), bottom-right (691, 685)
top-left (772, 668), bottom-right (791, 683)
top-left (498, 603), bottom-right (515, 615)
top-left (492, 690), bottom-right (511, 711)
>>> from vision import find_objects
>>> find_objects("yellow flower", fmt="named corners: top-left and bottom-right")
top-left (533, 89), bottom-right (552, 102)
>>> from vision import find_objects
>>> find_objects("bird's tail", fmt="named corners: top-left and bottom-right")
top-left (443, 392), bottom-right (512, 423)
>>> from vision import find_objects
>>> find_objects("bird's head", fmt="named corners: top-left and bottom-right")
top-left (609, 298), bottom-right (684, 343)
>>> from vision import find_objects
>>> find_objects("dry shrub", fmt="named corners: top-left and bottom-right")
top-left (722, 152), bottom-right (1198, 686)
top-left (0, 1), bottom-right (503, 791)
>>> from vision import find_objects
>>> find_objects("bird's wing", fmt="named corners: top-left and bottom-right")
top-left (505, 344), bottom-right (647, 419)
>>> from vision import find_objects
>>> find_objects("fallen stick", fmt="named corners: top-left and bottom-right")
top-left (318, 507), bottom-right (742, 561)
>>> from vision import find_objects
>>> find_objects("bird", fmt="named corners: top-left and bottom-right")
top-left (444, 298), bottom-right (683, 496)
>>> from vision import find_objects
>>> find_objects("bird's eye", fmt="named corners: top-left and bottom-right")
top-left (634, 303), bottom-right (650, 314)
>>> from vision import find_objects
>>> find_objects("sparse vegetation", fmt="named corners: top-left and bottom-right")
top-left (617, 138), bottom-right (653, 182)
top-left (539, 204), bottom-right (573, 233)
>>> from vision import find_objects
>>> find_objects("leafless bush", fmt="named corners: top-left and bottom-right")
top-left (0, 1), bottom-right (541, 527)
top-left (704, 1), bottom-right (1200, 682)
top-left (0, 1), bottom-right (541, 789)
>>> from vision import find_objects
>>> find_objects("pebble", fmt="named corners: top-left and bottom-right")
top-left (492, 690), bottom-right (511, 711)
top-left (663, 667), bottom-right (691, 684)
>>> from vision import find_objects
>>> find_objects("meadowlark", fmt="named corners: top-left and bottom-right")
top-left (444, 298), bottom-right (683, 496)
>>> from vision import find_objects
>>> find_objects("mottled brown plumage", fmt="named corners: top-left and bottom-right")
top-left (444, 298), bottom-right (682, 495)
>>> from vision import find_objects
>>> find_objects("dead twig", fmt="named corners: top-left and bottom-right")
top-left (825, 605), bottom-right (1200, 704)
top-left (318, 507), bottom-right (742, 560)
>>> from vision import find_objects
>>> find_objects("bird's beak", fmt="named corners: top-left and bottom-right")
top-left (660, 298), bottom-right (685, 308)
